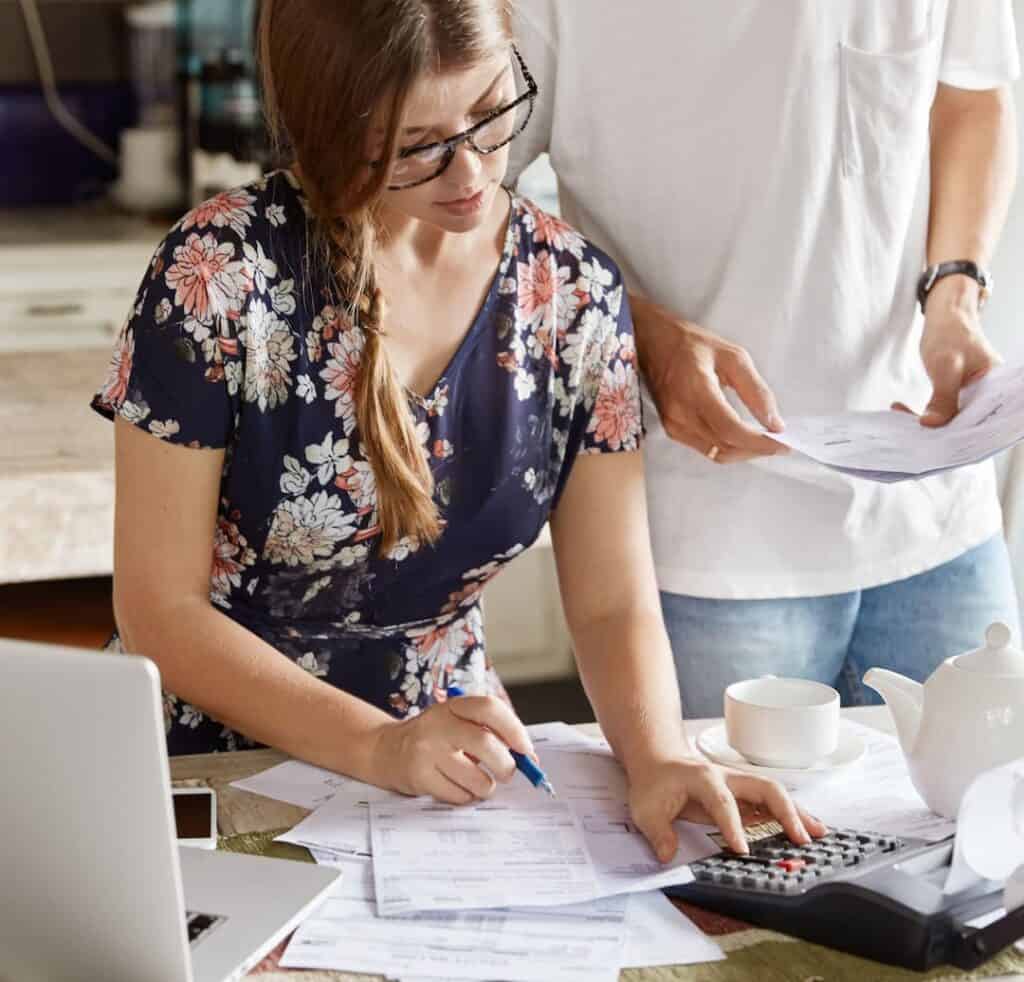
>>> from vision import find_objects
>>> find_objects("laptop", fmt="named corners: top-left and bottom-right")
top-left (0, 639), bottom-right (340, 982)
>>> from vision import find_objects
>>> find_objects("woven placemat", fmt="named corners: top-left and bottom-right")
top-left (220, 830), bottom-right (1024, 982)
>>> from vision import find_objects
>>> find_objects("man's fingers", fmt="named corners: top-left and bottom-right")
top-left (921, 351), bottom-right (965, 426)
top-left (659, 407), bottom-right (719, 453)
top-left (719, 347), bottom-right (785, 432)
top-left (699, 397), bottom-right (787, 455)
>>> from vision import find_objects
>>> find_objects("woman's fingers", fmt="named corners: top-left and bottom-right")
top-left (724, 773), bottom-right (814, 845)
top-left (446, 694), bottom-right (534, 758)
top-left (436, 752), bottom-right (496, 802)
top-left (449, 718), bottom-right (518, 782)
top-left (691, 772), bottom-right (749, 854)
top-left (630, 809), bottom-right (680, 865)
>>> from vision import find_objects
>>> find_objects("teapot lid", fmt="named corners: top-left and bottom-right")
top-left (955, 622), bottom-right (1024, 676)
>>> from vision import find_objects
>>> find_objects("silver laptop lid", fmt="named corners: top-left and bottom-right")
top-left (0, 641), bottom-right (193, 982)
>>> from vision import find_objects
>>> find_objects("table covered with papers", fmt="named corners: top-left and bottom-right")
top-left (169, 709), bottom-right (1024, 982)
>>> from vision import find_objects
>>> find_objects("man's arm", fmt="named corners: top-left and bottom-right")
top-left (918, 83), bottom-right (1017, 424)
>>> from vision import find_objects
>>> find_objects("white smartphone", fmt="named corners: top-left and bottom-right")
top-left (171, 787), bottom-right (218, 850)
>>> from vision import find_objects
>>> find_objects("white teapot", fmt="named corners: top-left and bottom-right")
top-left (863, 622), bottom-right (1024, 819)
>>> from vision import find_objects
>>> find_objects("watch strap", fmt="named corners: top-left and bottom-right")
top-left (917, 260), bottom-right (992, 314)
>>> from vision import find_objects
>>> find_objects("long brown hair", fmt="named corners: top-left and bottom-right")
top-left (256, 0), bottom-right (512, 553)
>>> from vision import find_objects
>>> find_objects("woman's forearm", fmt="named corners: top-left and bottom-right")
top-left (115, 594), bottom-right (397, 784)
top-left (571, 608), bottom-right (697, 777)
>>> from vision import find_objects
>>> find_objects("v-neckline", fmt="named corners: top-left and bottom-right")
top-left (402, 190), bottom-right (518, 411)
top-left (282, 169), bottom-right (518, 412)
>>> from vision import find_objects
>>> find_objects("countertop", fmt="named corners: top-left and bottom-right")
top-left (0, 347), bottom-right (115, 583)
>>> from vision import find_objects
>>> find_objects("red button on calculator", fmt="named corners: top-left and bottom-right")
top-left (777, 859), bottom-right (807, 872)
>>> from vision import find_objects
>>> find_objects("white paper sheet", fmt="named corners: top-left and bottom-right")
top-left (279, 883), bottom-right (627, 981)
top-left (622, 890), bottom-right (724, 968)
top-left (394, 892), bottom-right (724, 982)
top-left (767, 363), bottom-right (1024, 481)
top-left (288, 742), bottom-right (711, 904)
top-left (792, 721), bottom-right (956, 842)
top-left (575, 799), bottom-right (710, 894)
top-left (229, 758), bottom-right (377, 809)
top-left (276, 785), bottom-right (396, 861)
top-left (370, 798), bottom-right (600, 914)
top-left (944, 758), bottom-right (1024, 894)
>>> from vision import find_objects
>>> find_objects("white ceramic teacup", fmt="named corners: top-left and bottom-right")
top-left (724, 677), bottom-right (840, 769)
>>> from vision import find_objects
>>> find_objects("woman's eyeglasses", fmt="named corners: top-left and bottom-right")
top-left (385, 46), bottom-right (538, 190)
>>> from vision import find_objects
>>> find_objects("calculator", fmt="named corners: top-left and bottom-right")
top-left (665, 826), bottom-right (1024, 971)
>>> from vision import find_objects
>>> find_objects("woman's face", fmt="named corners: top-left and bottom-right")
top-left (378, 48), bottom-right (516, 234)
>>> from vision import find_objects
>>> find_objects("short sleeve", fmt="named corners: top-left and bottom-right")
top-left (552, 249), bottom-right (644, 503)
top-left (507, 0), bottom-right (557, 185)
top-left (940, 0), bottom-right (1020, 90)
top-left (91, 224), bottom-right (245, 449)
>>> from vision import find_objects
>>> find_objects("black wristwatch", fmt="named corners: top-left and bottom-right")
top-left (917, 260), bottom-right (993, 315)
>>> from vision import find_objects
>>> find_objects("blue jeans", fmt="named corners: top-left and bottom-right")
top-left (660, 536), bottom-right (1021, 718)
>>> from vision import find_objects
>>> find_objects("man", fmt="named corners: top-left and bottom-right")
top-left (510, 1), bottom-right (1021, 716)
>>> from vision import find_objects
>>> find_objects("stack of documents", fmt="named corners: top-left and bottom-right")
top-left (768, 363), bottom-right (1024, 482)
top-left (231, 723), bottom-right (725, 978)
top-left (231, 719), bottom-right (955, 978)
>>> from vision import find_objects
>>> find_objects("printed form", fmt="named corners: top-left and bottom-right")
top-left (370, 798), bottom-right (599, 914)
top-left (280, 872), bottom-right (628, 981)
top-left (768, 362), bottom-right (1024, 482)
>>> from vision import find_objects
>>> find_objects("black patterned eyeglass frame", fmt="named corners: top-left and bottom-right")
top-left (384, 46), bottom-right (539, 190)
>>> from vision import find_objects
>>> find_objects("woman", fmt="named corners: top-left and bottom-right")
top-left (92, 0), bottom-right (823, 861)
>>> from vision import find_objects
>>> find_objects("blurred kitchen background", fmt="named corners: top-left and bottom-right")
top-left (0, 0), bottom-right (579, 723)
top-left (2, 0), bottom-right (1023, 726)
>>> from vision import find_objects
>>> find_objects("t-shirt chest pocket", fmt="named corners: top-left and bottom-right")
top-left (839, 32), bottom-right (941, 179)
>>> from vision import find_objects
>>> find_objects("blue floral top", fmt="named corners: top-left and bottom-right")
top-left (92, 170), bottom-right (642, 755)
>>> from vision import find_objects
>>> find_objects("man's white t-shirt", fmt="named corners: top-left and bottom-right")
top-left (510, 0), bottom-right (1020, 599)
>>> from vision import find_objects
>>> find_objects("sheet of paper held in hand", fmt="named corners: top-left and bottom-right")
top-left (766, 362), bottom-right (1024, 482)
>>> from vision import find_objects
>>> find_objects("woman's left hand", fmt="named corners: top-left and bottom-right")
top-left (626, 756), bottom-right (829, 863)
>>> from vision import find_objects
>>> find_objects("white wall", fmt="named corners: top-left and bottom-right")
top-left (984, 0), bottom-right (1024, 611)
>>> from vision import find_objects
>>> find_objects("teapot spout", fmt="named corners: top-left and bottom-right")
top-left (863, 668), bottom-right (923, 754)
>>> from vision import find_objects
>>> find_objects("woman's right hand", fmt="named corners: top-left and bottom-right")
top-left (369, 694), bottom-right (536, 803)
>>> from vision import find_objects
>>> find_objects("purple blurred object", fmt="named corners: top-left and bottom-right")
top-left (0, 83), bottom-right (135, 206)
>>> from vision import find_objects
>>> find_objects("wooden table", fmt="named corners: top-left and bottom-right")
top-left (169, 707), bottom-right (1024, 981)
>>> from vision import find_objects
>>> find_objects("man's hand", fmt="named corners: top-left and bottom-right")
top-left (632, 293), bottom-right (787, 463)
top-left (917, 276), bottom-right (1002, 426)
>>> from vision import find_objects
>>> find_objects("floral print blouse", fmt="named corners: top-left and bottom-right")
top-left (92, 170), bottom-right (642, 755)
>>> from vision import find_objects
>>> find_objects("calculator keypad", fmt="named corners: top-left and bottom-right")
top-left (690, 828), bottom-right (903, 893)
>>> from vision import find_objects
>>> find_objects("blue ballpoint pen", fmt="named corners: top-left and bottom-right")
top-left (445, 685), bottom-right (556, 796)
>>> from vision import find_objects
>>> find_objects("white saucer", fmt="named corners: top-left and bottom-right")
top-left (696, 722), bottom-right (867, 789)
